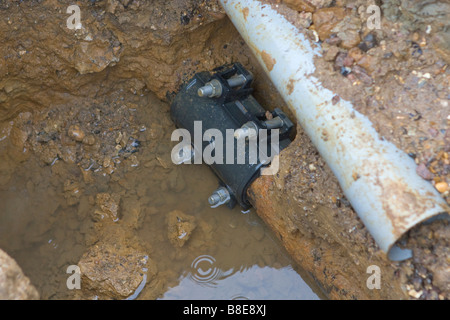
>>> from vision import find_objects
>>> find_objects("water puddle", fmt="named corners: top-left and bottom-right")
top-left (162, 256), bottom-right (320, 300)
top-left (0, 87), bottom-right (324, 300)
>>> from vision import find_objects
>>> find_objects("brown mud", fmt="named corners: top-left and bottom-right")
top-left (0, 0), bottom-right (448, 299)
top-left (0, 81), bottom-right (323, 300)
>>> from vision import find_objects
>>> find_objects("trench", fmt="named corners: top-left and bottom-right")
top-left (0, 82), bottom-right (324, 299)
top-left (1, 0), bottom-right (449, 300)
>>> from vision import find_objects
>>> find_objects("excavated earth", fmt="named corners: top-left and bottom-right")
top-left (0, 0), bottom-right (448, 299)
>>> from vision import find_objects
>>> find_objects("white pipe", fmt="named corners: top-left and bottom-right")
top-left (219, 0), bottom-right (449, 260)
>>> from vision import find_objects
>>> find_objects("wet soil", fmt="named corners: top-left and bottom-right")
top-left (0, 80), bottom-right (323, 299)
top-left (0, 0), bottom-right (322, 300)
top-left (247, 0), bottom-right (449, 299)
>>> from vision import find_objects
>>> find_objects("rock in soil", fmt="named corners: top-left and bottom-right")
top-left (0, 249), bottom-right (39, 300)
top-left (167, 210), bottom-right (197, 248)
top-left (94, 193), bottom-right (121, 222)
top-left (78, 229), bottom-right (157, 300)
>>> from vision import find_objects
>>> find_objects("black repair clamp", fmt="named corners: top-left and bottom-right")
top-left (170, 63), bottom-right (293, 210)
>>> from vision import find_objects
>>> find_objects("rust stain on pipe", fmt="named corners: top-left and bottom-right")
top-left (260, 50), bottom-right (276, 71)
top-left (242, 7), bottom-right (249, 21)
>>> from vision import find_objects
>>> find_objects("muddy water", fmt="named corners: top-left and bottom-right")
top-left (0, 88), bottom-right (323, 300)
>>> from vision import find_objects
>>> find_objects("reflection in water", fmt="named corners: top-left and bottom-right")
top-left (126, 273), bottom-right (147, 300)
top-left (162, 263), bottom-right (320, 300)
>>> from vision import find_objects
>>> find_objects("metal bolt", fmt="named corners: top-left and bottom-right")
top-left (234, 121), bottom-right (258, 140)
top-left (198, 85), bottom-right (213, 97)
top-left (227, 74), bottom-right (246, 88)
top-left (208, 194), bottom-right (221, 205)
top-left (198, 79), bottom-right (223, 98)
top-left (264, 116), bottom-right (284, 129)
top-left (208, 187), bottom-right (231, 207)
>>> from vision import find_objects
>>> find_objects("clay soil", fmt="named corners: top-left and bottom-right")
top-left (250, 0), bottom-right (449, 300)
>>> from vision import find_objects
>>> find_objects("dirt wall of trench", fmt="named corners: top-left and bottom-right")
top-left (0, 0), bottom-right (285, 182)
top-left (249, 0), bottom-right (450, 300)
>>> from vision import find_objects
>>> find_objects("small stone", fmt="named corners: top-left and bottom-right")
top-left (95, 193), bottom-right (121, 222)
top-left (68, 125), bottom-right (85, 142)
top-left (129, 154), bottom-right (140, 167)
top-left (356, 54), bottom-right (376, 74)
top-left (283, 0), bottom-right (315, 12)
top-left (167, 210), bottom-right (196, 248)
top-left (120, 132), bottom-right (128, 147)
top-left (78, 233), bottom-right (155, 299)
top-left (431, 264), bottom-right (450, 292)
top-left (82, 134), bottom-right (96, 145)
top-left (330, 14), bottom-right (361, 49)
top-left (352, 65), bottom-right (373, 85)
top-left (115, 132), bottom-right (123, 144)
top-left (347, 47), bottom-right (364, 62)
top-left (346, 73), bottom-right (357, 82)
top-left (324, 45), bottom-right (340, 61)
top-left (334, 51), bottom-right (347, 69)
top-left (297, 11), bottom-right (313, 28)
top-left (412, 276), bottom-right (423, 291)
top-left (408, 289), bottom-right (423, 299)
top-left (416, 163), bottom-right (433, 180)
top-left (338, 29), bottom-right (361, 49)
top-left (340, 66), bottom-right (352, 76)
top-left (104, 165), bottom-right (115, 175)
top-left (435, 181), bottom-right (449, 193)
top-left (80, 167), bottom-right (94, 184)
top-left (63, 179), bottom-right (82, 206)
top-left (331, 95), bottom-right (340, 105)
top-left (343, 54), bottom-right (354, 67)
top-left (309, 0), bottom-right (333, 8)
top-left (0, 249), bottom-right (40, 299)
top-left (10, 126), bottom-right (29, 148)
top-left (103, 157), bottom-right (111, 168)
top-left (358, 33), bottom-right (377, 52)
top-left (312, 7), bottom-right (346, 41)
